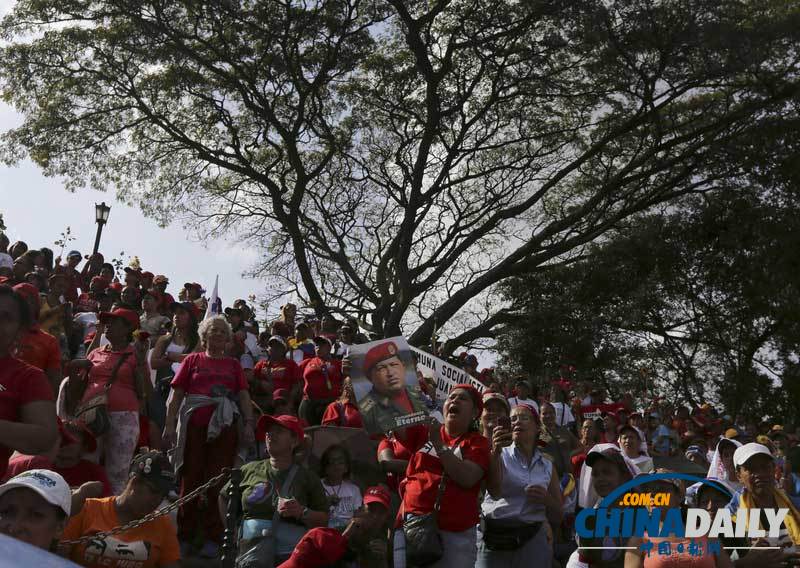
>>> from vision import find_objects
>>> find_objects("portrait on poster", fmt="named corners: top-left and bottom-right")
top-left (349, 336), bottom-right (428, 434)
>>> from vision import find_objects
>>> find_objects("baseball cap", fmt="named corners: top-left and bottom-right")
top-left (724, 428), bottom-right (740, 439)
top-left (0, 470), bottom-right (71, 516)
top-left (257, 414), bottom-right (305, 441)
top-left (129, 451), bottom-right (175, 494)
top-left (363, 341), bottom-right (401, 375)
top-left (140, 271), bottom-right (154, 279)
top-left (733, 442), bottom-right (773, 468)
top-left (224, 307), bottom-right (243, 317)
top-left (123, 267), bottom-right (142, 276)
top-left (90, 276), bottom-right (108, 288)
top-left (313, 336), bottom-right (333, 347)
top-left (268, 335), bottom-right (287, 348)
top-left (99, 308), bottom-right (140, 330)
top-left (67, 250), bottom-right (82, 259)
top-left (153, 275), bottom-right (169, 284)
top-left (586, 445), bottom-right (625, 468)
top-left (278, 527), bottom-right (349, 568)
top-left (618, 424), bottom-right (640, 440)
top-left (482, 391), bottom-right (510, 413)
top-left (363, 485), bottom-right (391, 509)
top-left (183, 282), bottom-right (205, 293)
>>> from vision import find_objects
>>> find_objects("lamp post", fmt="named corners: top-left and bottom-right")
top-left (92, 202), bottom-right (111, 255)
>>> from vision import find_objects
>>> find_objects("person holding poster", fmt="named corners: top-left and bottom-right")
top-left (350, 338), bottom-right (428, 435)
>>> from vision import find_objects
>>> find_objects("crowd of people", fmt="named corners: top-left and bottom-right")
top-left (2, 234), bottom-right (800, 568)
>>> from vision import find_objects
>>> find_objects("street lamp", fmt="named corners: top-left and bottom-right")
top-left (92, 202), bottom-right (111, 255)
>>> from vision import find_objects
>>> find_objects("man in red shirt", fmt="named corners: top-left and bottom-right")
top-left (252, 335), bottom-right (302, 409)
top-left (152, 275), bottom-right (175, 315)
top-left (298, 337), bottom-right (343, 426)
top-left (54, 249), bottom-right (83, 302)
top-left (13, 283), bottom-right (61, 394)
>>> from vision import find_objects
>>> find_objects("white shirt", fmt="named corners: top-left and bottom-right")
top-left (322, 480), bottom-right (362, 530)
top-left (551, 402), bottom-right (576, 426)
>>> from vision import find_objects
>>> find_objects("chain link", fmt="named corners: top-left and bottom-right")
top-left (60, 468), bottom-right (233, 546)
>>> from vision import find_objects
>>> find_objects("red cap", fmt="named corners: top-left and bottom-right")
top-left (277, 528), bottom-right (349, 568)
top-left (273, 388), bottom-right (290, 402)
top-left (451, 383), bottom-right (483, 414)
top-left (363, 485), bottom-right (391, 509)
top-left (108, 282), bottom-right (123, 292)
top-left (99, 308), bottom-right (140, 330)
top-left (140, 271), bottom-right (154, 279)
top-left (363, 340), bottom-right (401, 376)
top-left (257, 414), bottom-right (305, 441)
top-left (90, 276), bottom-right (108, 288)
top-left (516, 403), bottom-right (540, 422)
top-left (12, 283), bottom-right (40, 310)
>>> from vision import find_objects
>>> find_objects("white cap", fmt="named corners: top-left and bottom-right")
top-left (0, 470), bottom-right (71, 516)
top-left (733, 442), bottom-right (773, 469)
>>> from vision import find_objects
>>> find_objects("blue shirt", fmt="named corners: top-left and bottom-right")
top-left (482, 444), bottom-right (552, 523)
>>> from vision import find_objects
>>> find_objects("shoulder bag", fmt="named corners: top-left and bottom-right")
top-left (74, 351), bottom-right (132, 436)
top-left (236, 465), bottom-right (299, 568)
top-left (404, 441), bottom-right (464, 567)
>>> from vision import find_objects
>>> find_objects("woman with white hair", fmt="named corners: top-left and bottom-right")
top-left (163, 315), bottom-right (255, 559)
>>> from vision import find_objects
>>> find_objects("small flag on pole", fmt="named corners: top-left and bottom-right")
top-left (204, 275), bottom-right (220, 320)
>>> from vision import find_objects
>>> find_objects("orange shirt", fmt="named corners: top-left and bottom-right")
top-left (16, 325), bottom-right (61, 372)
top-left (62, 497), bottom-right (180, 568)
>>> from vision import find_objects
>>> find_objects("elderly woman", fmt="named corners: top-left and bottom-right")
top-left (62, 451), bottom-right (180, 567)
top-left (398, 384), bottom-right (490, 568)
top-left (83, 307), bottom-right (150, 494)
top-left (219, 414), bottom-right (328, 566)
top-left (479, 404), bottom-right (562, 568)
top-left (163, 315), bottom-right (254, 559)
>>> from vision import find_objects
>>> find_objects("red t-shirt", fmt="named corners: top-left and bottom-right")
top-left (0, 357), bottom-right (55, 478)
top-left (300, 357), bottom-right (343, 400)
top-left (75, 293), bottom-right (98, 314)
top-left (253, 358), bottom-right (302, 392)
top-left (85, 345), bottom-right (139, 412)
top-left (3, 455), bottom-right (112, 497)
top-left (171, 352), bottom-right (248, 426)
top-left (377, 425), bottom-right (428, 493)
top-left (16, 325), bottom-right (61, 373)
top-left (400, 427), bottom-right (490, 532)
top-left (321, 401), bottom-right (364, 428)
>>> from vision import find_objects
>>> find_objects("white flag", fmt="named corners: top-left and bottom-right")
top-left (204, 275), bottom-right (219, 320)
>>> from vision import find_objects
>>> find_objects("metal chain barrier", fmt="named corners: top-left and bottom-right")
top-left (59, 468), bottom-right (232, 546)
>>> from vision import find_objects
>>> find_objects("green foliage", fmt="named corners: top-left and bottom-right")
top-left (498, 187), bottom-right (800, 421)
top-left (1, 0), bottom-right (799, 349)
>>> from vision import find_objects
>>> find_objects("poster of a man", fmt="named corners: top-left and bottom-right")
top-left (349, 336), bottom-right (429, 434)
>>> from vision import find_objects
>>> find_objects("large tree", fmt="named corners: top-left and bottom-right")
top-left (2, 0), bottom-right (799, 351)
top-left (497, 186), bottom-right (800, 421)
